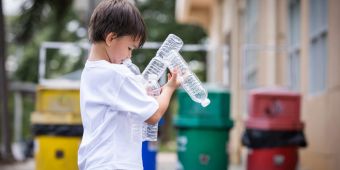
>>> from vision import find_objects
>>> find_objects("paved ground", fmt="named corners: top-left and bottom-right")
top-left (0, 152), bottom-right (244, 170)
top-left (157, 152), bottom-right (244, 170)
top-left (0, 159), bottom-right (35, 170)
top-left (157, 152), bottom-right (177, 170)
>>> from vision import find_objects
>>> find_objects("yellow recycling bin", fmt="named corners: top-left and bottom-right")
top-left (35, 86), bottom-right (80, 114)
top-left (31, 85), bottom-right (81, 125)
top-left (32, 82), bottom-right (82, 170)
top-left (35, 136), bottom-right (81, 170)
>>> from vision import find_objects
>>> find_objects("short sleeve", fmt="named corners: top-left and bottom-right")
top-left (114, 76), bottom-right (159, 122)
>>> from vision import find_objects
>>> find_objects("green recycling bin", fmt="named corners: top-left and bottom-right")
top-left (174, 86), bottom-right (233, 170)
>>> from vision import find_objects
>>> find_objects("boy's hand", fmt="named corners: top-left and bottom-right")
top-left (165, 68), bottom-right (181, 90)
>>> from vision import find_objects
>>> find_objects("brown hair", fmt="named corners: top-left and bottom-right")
top-left (88, 0), bottom-right (146, 47)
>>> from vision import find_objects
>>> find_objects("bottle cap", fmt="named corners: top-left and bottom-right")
top-left (167, 34), bottom-right (183, 47)
top-left (201, 98), bottom-right (211, 107)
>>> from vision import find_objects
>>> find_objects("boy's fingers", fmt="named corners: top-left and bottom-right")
top-left (170, 67), bottom-right (178, 75)
top-left (173, 67), bottom-right (179, 74)
top-left (172, 70), bottom-right (177, 79)
top-left (167, 73), bottom-right (171, 80)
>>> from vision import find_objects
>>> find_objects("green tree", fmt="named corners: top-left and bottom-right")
top-left (11, 0), bottom-right (207, 83)
top-left (11, 0), bottom-right (85, 82)
top-left (134, 0), bottom-right (207, 80)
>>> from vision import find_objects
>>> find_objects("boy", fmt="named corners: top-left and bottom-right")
top-left (78, 0), bottom-right (180, 169)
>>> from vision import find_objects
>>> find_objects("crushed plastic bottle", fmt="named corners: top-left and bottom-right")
top-left (142, 74), bottom-right (161, 141)
top-left (166, 50), bottom-right (210, 107)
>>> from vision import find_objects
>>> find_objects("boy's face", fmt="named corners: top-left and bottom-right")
top-left (107, 35), bottom-right (140, 64)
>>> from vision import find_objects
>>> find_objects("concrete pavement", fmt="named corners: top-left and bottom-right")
top-left (0, 152), bottom-right (245, 170)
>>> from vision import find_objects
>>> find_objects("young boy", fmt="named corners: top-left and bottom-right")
top-left (78, 0), bottom-right (180, 169)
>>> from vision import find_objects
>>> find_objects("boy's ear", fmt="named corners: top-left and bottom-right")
top-left (105, 32), bottom-right (118, 46)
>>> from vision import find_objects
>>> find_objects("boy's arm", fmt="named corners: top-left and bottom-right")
top-left (145, 70), bottom-right (180, 125)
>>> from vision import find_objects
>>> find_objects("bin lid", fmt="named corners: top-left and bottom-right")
top-left (177, 83), bottom-right (230, 94)
top-left (173, 116), bottom-right (233, 129)
top-left (39, 69), bottom-right (82, 89)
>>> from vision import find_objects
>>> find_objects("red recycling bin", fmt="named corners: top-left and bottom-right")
top-left (247, 147), bottom-right (298, 170)
top-left (246, 88), bottom-right (304, 131)
top-left (244, 88), bottom-right (306, 170)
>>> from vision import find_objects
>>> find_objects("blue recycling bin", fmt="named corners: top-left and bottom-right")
top-left (142, 141), bottom-right (158, 170)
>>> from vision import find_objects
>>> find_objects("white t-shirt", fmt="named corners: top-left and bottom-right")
top-left (78, 60), bottom-right (159, 170)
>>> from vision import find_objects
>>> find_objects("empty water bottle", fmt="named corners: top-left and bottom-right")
top-left (124, 34), bottom-right (185, 141)
top-left (181, 73), bottom-right (210, 107)
top-left (166, 50), bottom-right (210, 107)
top-left (142, 122), bottom-right (159, 141)
top-left (145, 74), bottom-right (161, 96)
top-left (122, 59), bottom-right (144, 142)
top-left (156, 34), bottom-right (183, 60)
top-left (122, 58), bottom-right (141, 75)
top-left (142, 74), bottom-right (161, 141)
top-left (141, 57), bottom-right (168, 81)
top-left (142, 34), bottom-right (183, 81)
top-left (122, 59), bottom-right (160, 141)
top-left (166, 50), bottom-right (191, 78)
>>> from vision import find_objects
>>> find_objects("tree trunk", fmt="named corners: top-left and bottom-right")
top-left (0, 0), bottom-right (13, 161)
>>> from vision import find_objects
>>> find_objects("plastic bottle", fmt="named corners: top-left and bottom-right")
top-left (122, 58), bottom-right (141, 75)
top-left (155, 34), bottom-right (183, 60)
top-left (145, 74), bottom-right (161, 96)
top-left (124, 33), bottom-right (184, 141)
top-left (122, 59), bottom-right (161, 141)
top-left (122, 58), bottom-right (144, 142)
top-left (142, 74), bottom-right (161, 141)
top-left (141, 34), bottom-right (183, 81)
top-left (140, 33), bottom-right (184, 141)
top-left (166, 50), bottom-right (211, 107)
top-left (141, 57), bottom-right (168, 82)
top-left (142, 121), bottom-right (159, 141)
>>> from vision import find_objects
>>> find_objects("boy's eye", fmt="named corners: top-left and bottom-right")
top-left (128, 47), bottom-right (132, 51)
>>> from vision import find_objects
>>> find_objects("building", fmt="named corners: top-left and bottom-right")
top-left (175, 0), bottom-right (340, 169)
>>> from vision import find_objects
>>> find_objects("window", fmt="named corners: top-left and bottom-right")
top-left (288, 0), bottom-right (301, 91)
top-left (309, 0), bottom-right (328, 94)
top-left (242, 0), bottom-right (260, 117)
top-left (243, 0), bottom-right (259, 89)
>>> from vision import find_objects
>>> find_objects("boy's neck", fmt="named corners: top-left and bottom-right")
top-left (88, 42), bottom-right (111, 62)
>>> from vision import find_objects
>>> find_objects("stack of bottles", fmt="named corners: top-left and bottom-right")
top-left (124, 34), bottom-right (210, 142)
top-left (141, 34), bottom-right (183, 141)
